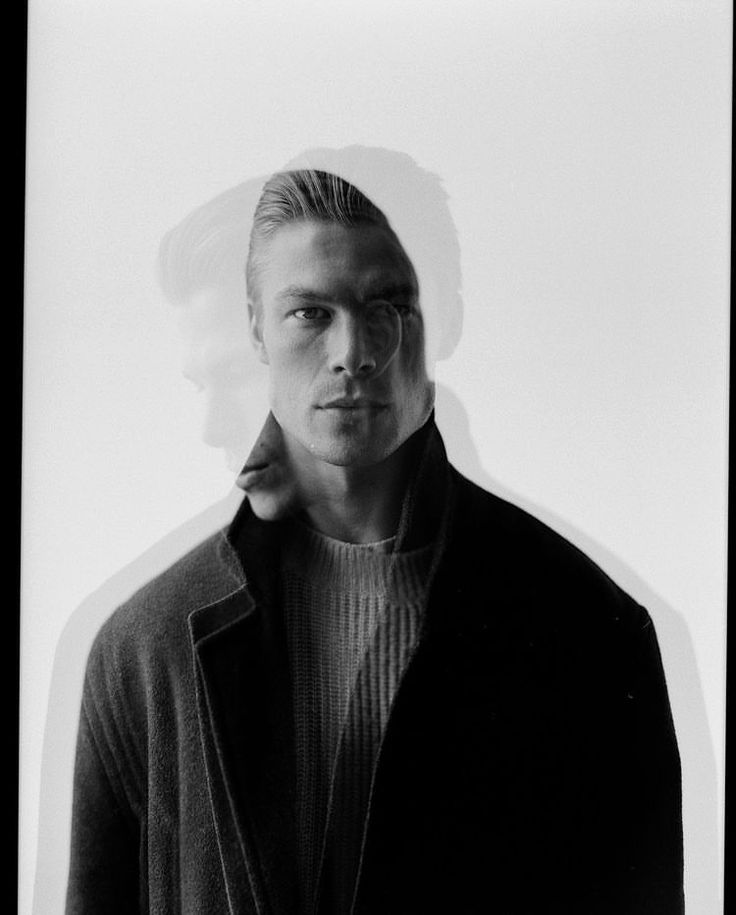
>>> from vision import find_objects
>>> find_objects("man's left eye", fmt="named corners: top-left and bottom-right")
top-left (391, 301), bottom-right (414, 317)
top-left (371, 299), bottom-right (414, 318)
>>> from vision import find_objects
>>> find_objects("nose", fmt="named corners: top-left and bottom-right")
top-left (327, 309), bottom-right (401, 378)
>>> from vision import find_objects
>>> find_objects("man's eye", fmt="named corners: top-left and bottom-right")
top-left (383, 300), bottom-right (415, 319)
top-left (392, 301), bottom-right (415, 317)
top-left (293, 307), bottom-right (329, 321)
top-left (369, 299), bottom-right (414, 318)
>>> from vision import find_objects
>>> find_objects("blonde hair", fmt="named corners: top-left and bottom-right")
top-left (245, 169), bottom-right (392, 306)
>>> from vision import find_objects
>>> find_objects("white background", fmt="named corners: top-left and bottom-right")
top-left (22, 1), bottom-right (730, 912)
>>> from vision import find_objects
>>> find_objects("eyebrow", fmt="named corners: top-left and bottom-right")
top-left (275, 283), bottom-right (417, 305)
top-left (275, 286), bottom-right (338, 305)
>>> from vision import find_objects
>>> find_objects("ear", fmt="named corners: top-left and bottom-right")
top-left (247, 299), bottom-right (269, 365)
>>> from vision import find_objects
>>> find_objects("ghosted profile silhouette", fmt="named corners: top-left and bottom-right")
top-left (157, 177), bottom-right (271, 472)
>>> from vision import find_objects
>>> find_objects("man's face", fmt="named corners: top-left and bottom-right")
top-left (249, 219), bottom-right (434, 468)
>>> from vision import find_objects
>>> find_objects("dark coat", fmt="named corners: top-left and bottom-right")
top-left (66, 423), bottom-right (683, 914)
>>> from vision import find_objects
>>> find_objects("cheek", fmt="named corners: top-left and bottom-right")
top-left (267, 351), bottom-right (317, 419)
top-left (399, 326), bottom-right (429, 381)
top-left (268, 336), bottom-right (325, 385)
top-left (270, 352), bottom-right (307, 389)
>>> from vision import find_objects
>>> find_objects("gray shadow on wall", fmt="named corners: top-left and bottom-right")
top-left (435, 382), bottom-right (720, 915)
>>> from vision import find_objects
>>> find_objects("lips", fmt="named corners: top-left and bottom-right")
top-left (320, 397), bottom-right (387, 410)
top-left (236, 461), bottom-right (271, 491)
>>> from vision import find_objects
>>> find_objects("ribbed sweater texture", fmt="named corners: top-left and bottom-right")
top-left (280, 520), bottom-right (432, 914)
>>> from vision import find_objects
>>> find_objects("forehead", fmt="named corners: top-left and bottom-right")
top-left (258, 220), bottom-right (417, 303)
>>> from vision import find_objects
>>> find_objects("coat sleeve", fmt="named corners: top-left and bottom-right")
top-left (610, 607), bottom-right (684, 914)
top-left (591, 606), bottom-right (684, 915)
top-left (65, 641), bottom-right (144, 914)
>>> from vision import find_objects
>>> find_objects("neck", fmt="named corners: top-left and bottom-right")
top-left (285, 434), bottom-right (414, 544)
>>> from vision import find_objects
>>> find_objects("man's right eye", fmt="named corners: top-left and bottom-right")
top-left (293, 307), bottom-right (330, 321)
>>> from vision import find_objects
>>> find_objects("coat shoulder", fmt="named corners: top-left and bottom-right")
top-left (450, 471), bottom-right (651, 633)
top-left (87, 528), bottom-right (245, 679)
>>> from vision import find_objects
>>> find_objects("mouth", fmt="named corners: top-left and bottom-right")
top-left (236, 461), bottom-right (271, 491)
top-left (319, 397), bottom-right (388, 411)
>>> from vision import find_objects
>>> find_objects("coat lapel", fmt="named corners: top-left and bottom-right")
top-left (188, 511), bottom-right (298, 915)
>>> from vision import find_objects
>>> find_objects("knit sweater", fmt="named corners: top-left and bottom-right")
top-left (279, 519), bottom-right (433, 914)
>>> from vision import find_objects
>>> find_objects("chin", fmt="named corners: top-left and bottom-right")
top-left (247, 488), bottom-right (299, 521)
top-left (310, 431), bottom-right (401, 468)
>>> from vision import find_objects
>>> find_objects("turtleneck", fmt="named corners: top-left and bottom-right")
top-left (279, 519), bottom-right (432, 914)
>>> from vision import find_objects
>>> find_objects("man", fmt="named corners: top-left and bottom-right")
top-left (66, 165), bottom-right (684, 914)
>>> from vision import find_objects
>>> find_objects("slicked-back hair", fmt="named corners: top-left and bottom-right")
top-left (245, 169), bottom-right (396, 307)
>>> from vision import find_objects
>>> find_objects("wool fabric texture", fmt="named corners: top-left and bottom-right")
top-left (280, 520), bottom-right (432, 914)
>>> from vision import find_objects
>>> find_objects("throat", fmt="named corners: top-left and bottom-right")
top-left (301, 495), bottom-right (398, 544)
top-left (288, 438), bottom-right (413, 544)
